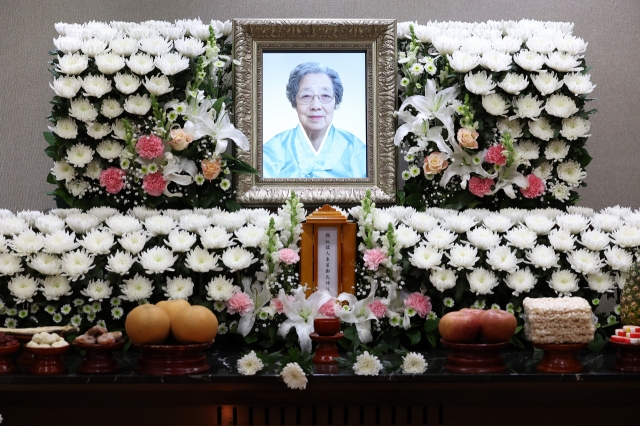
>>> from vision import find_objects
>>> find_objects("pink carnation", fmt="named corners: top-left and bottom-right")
top-left (404, 292), bottom-right (432, 318)
top-left (363, 247), bottom-right (387, 271)
top-left (278, 248), bottom-right (300, 265)
top-left (318, 299), bottom-right (337, 318)
top-left (485, 144), bottom-right (507, 166)
top-left (99, 167), bottom-right (126, 194)
top-left (520, 174), bottom-right (546, 199)
top-left (469, 176), bottom-right (494, 198)
top-left (226, 292), bottom-right (254, 316)
top-left (270, 298), bottom-right (284, 314)
top-left (368, 300), bottom-right (387, 319)
top-left (142, 172), bottom-right (167, 197)
top-left (135, 134), bottom-right (165, 159)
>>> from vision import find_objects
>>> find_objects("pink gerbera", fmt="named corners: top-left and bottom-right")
top-left (520, 174), bottom-right (546, 198)
top-left (469, 176), bottom-right (494, 198)
top-left (485, 144), bottom-right (507, 166)
top-left (142, 172), bottom-right (167, 196)
top-left (363, 247), bottom-right (387, 271)
top-left (135, 134), bottom-right (165, 159)
top-left (404, 292), bottom-right (432, 318)
top-left (99, 167), bottom-right (126, 194)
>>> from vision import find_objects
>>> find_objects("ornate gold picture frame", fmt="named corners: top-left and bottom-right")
top-left (233, 19), bottom-right (397, 205)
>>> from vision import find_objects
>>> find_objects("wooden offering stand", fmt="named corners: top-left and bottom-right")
top-left (311, 318), bottom-right (343, 364)
top-left (441, 339), bottom-right (509, 373)
top-left (24, 345), bottom-right (70, 375)
top-left (73, 340), bottom-right (126, 374)
top-left (611, 341), bottom-right (640, 373)
top-left (134, 341), bottom-right (212, 376)
top-left (15, 334), bottom-right (35, 365)
top-left (533, 343), bottom-right (589, 373)
top-left (0, 343), bottom-right (20, 375)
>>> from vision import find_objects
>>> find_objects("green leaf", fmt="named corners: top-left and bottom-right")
top-left (404, 193), bottom-right (424, 208)
top-left (46, 172), bottom-right (58, 185)
top-left (403, 183), bottom-right (422, 193)
top-left (53, 187), bottom-right (74, 207)
top-left (575, 148), bottom-right (593, 168)
top-left (424, 318), bottom-right (439, 333)
top-left (427, 333), bottom-right (436, 348)
top-left (44, 146), bottom-right (60, 161)
top-left (407, 329), bottom-right (421, 346)
top-left (43, 131), bottom-right (57, 146)
top-left (225, 199), bottom-right (242, 212)
top-left (244, 334), bottom-right (258, 344)
top-left (441, 190), bottom-right (476, 210)
top-left (222, 154), bottom-right (258, 175)
top-left (588, 332), bottom-right (605, 352)
top-left (396, 190), bottom-right (405, 206)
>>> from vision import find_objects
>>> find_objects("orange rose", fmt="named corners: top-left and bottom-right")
top-left (169, 129), bottom-right (194, 151)
top-left (201, 158), bottom-right (223, 180)
top-left (457, 128), bottom-right (479, 149)
top-left (423, 152), bottom-right (449, 175)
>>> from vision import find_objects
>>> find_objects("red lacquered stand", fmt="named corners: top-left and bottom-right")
top-left (25, 345), bottom-right (70, 375)
top-left (0, 344), bottom-right (20, 374)
top-left (441, 339), bottom-right (509, 373)
top-left (73, 340), bottom-right (126, 374)
top-left (611, 341), bottom-right (640, 373)
top-left (533, 343), bottom-right (589, 373)
top-left (134, 342), bottom-right (212, 376)
top-left (311, 318), bottom-right (343, 364)
top-left (15, 335), bottom-right (35, 365)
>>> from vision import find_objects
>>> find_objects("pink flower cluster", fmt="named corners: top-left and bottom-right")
top-left (270, 298), bottom-right (284, 314)
top-left (363, 247), bottom-right (387, 271)
top-left (99, 167), bottom-right (126, 194)
top-left (136, 134), bottom-right (165, 159)
top-left (485, 144), bottom-right (507, 166)
top-left (404, 292), bottom-right (432, 318)
top-left (226, 292), bottom-right (254, 316)
top-left (142, 172), bottom-right (167, 196)
top-left (278, 248), bottom-right (300, 265)
top-left (318, 300), bottom-right (337, 318)
top-left (520, 174), bottom-right (545, 198)
top-left (469, 176), bottom-right (494, 198)
top-left (367, 300), bottom-right (387, 319)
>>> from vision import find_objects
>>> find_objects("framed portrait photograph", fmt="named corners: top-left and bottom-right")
top-left (233, 19), bottom-right (397, 205)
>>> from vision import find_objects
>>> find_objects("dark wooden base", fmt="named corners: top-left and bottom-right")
top-left (0, 343), bottom-right (20, 374)
top-left (533, 342), bottom-right (588, 373)
top-left (25, 345), bottom-right (70, 375)
top-left (611, 341), bottom-right (640, 372)
top-left (15, 334), bottom-right (35, 365)
top-left (73, 340), bottom-right (125, 374)
top-left (311, 332), bottom-right (343, 364)
top-left (441, 339), bottom-right (508, 373)
top-left (134, 342), bottom-right (212, 376)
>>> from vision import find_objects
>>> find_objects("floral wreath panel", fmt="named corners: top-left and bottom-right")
top-left (233, 19), bottom-right (397, 205)
top-left (394, 20), bottom-right (595, 211)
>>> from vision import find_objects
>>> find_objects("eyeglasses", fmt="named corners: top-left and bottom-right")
top-left (297, 92), bottom-right (334, 105)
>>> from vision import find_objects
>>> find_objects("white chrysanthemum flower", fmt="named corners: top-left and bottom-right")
top-left (63, 179), bottom-right (88, 197)
top-left (144, 215), bottom-right (176, 236)
top-left (426, 227), bottom-right (457, 250)
top-left (530, 71), bottom-right (564, 96)
top-left (113, 72), bottom-right (141, 95)
top-left (0, 253), bottom-right (23, 276)
top-left (499, 208), bottom-right (527, 224)
top-left (40, 275), bottom-right (72, 300)
top-left (126, 53), bottom-right (155, 75)
top-left (513, 49), bottom-right (545, 71)
top-left (401, 352), bottom-right (428, 374)
top-left (404, 213), bottom-right (438, 233)
top-left (154, 53), bottom-right (189, 75)
top-left (98, 99), bottom-right (124, 119)
top-left (460, 36), bottom-right (493, 54)
top-left (446, 244), bottom-right (479, 270)
top-left (429, 268), bottom-right (457, 292)
top-left (80, 229), bottom-right (115, 255)
top-left (9, 230), bottom-right (45, 256)
top-left (28, 253), bottom-right (62, 275)
top-left (68, 98), bottom-right (98, 122)
top-left (560, 116), bottom-right (590, 140)
top-left (586, 272), bottom-right (614, 293)
top-left (81, 38), bottom-right (108, 57)
top-left (126, 23), bottom-right (156, 40)
top-left (54, 35), bottom-right (83, 53)
top-left (527, 117), bottom-right (555, 141)
top-left (8, 275), bottom-right (39, 302)
top-left (556, 214), bottom-right (589, 234)
top-left (64, 213), bottom-right (100, 235)
top-left (61, 249), bottom-right (95, 281)
top-left (222, 247), bottom-right (257, 272)
top-left (497, 117), bottom-right (523, 139)
top-left (49, 76), bottom-right (82, 98)
top-left (485, 245), bottom-right (520, 273)
top-left (526, 245), bottom-right (559, 270)
top-left (206, 276), bottom-right (235, 301)
top-left (590, 214), bottom-right (622, 232)
top-left (138, 246), bottom-right (177, 274)
top-left (601, 206), bottom-right (632, 218)
top-left (604, 246), bottom-right (633, 272)
top-left (464, 70), bottom-right (496, 95)
top-left (138, 36), bottom-right (172, 56)
top-left (83, 160), bottom-right (102, 180)
top-left (566, 248), bottom-right (604, 275)
top-left (95, 139), bottom-right (124, 160)
top-left (545, 94), bottom-right (578, 118)
top-left (563, 73), bottom-right (596, 95)
top-left (158, 24), bottom-right (186, 40)
top-left (123, 93), bottom-right (152, 115)
top-left (120, 274), bottom-right (154, 301)
top-left (86, 121), bottom-right (112, 139)
top-left (467, 267), bottom-right (499, 295)
top-left (81, 74), bottom-right (112, 98)
top-left (482, 93), bottom-right (509, 116)
top-left (504, 225), bottom-right (537, 249)
top-left (105, 250), bottom-right (135, 275)
top-left (409, 245), bottom-right (442, 270)
top-left (199, 226), bottom-right (234, 249)
top-left (110, 37), bottom-right (138, 56)
top-left (446, 50), bottom-right (479, 73)
top-left (544, 140), bottom-right (570, 162)
top-left (94, 52), bottom-right (126, 75)
top-left (173, 37), bottom-right (206, 58)
top-left (56, 53), bottom-right (89, 75)
top-left (546, 52), bottom-right (582, 72)
top-left (547, 229), bottom-right (575, 253)
top-left (482, 213), bottom-right (513, 233)
top-left (129, 206), bottom-right (159, 221)
top-left (557, 34), bottom-right (587, 54)
top-left (492, 35), bottom-right (522, 53)
top-left (185, 247), bottom-right (221, 273)
top-left (549, 182), bottom-right (571, 201)
top-left (392, 225), bottom-right (419, 249)
top-left (557, 160), bottom-right (586, 187)
top-left (372, 211), bottom-right (397, 232)
top-left (548, 270), bottom-right (580, 295)
top-left (234, 225), bottom-right (266, 248)
top-left (526, 35), bottom-right (555, 54)
top-left (34, 215), bottom-right (65, 235)
top-left (524, 214), bottom-right (555, 235)
top-left (353, 351), bottom-right (383, 376)
top-left (42, 230), bottom-right (78, 254)
top-left (466, 227), bottom-right (500, 250)
top-left (119, 231), bottom-right (150, 254)
top-left (81, 279), bottom-right (112, 301)
top-left (237, 351), bottom-right (264, 375)
top-left (50, 117), bottom-right (78, 139)
top-left (432, 35), bottom-right (462, 55)
top-left (164, 229), bottom-right (197, 252)
top-left (479, 49), bottom-right (512, 72)
top-left (514, 140), bottom-right (540, 163)
top-left (611, 226), bottom-right (640, 248)
top-left (180, 213), bottom-right (214, 232)
top-left (504, 267), bottom-right (537, 296)
top-left (512, 93), bottom-right (544, 119)
top-left (497, 72), bottom-right (529, 95)
top-left (106, 215), bottom-right (142, 236)
top-left (163, 276), bottom-right (195, 300)
top-left (578, 230), bottom-right (610, 251)
top-left (16, 211), bottom-right (43, 227)
top-left (143, 75), bottom-right (173, 96)
top-left (281, 362), bottom-right (308, 389)
top-left (63, 144), bottom-right (94, 168)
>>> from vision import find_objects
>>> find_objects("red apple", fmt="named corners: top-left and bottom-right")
top-left (439, 311), bottom-right (482, 343)
top-left (460, 308), bottom-right (485, 320)
top-left (479, 309), bottom-right (517, 343)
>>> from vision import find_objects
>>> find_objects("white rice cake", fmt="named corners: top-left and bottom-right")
top-left (523, 297), bottom-right (595, 344)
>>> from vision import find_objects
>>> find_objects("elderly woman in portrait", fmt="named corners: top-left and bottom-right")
top-left (263, 62), bottom-right (366, 178)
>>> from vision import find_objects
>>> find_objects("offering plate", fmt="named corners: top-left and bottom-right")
top-left (134, 341), bottom-right (212, 376)
top-left (73, 339), bottom-right (126, 374)
top-left (0, 343), bottom-right (21, 374)
top-left (441, 339), bottom-right (509, 373)
top-left (532, 342), bottom-right (589, 373)
top-left (24, 345), bottom-right (70, 375)
top-left (610, 341), bottom-right (640, 373)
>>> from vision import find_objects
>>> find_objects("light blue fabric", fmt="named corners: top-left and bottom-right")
top-left (263, 125), bottom-right (366, 178)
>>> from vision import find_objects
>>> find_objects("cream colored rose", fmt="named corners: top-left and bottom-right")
top-left (423, 152), bottom-right (449, 175)
top-left (457, 128), bottom-right (479, 149)
top-left (169, 128), bottom-right (194, 151)
top-left (202, 158), bottom-right (223, 180)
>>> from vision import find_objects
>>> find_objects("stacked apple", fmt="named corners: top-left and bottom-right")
top-left (439, 308), bottom-right (518, 343)
top-left (611, 325), bottom-right (640, 345)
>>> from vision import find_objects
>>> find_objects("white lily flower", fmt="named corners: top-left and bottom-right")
top-left (237, 278), bottom-right (272, 337)
top-left (183, 97), bottom-right (250, 153)
top-left (490, 164), bottom-right (529, 199)
top-left (440, 145), bottom-right (495, 189)
top-left (335, 285), bottom-right (378, 344)
top-left (277, 287), bottom-right (332, 353)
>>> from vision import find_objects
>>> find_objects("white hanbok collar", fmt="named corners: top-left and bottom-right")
top-left (299, 122), bottom-right (333, 156)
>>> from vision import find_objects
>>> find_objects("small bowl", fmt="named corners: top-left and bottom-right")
top-left (24, 344), bottom-right (70, 375)
top-left (314, 318), bottom-right (341, 336)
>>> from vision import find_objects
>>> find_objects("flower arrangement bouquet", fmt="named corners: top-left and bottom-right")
top-left (45, 19), bottom-right (254, 211)
top-left (396, 20), bottom-right (596, 211)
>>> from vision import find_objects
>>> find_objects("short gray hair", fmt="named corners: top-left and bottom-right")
top-left (285, 62), bottom-right (343, 108)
